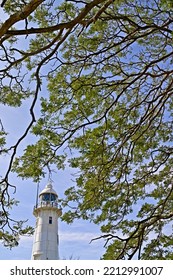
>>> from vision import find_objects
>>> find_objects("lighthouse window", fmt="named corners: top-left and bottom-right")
top-left (49, 216), bottom-right (52, 224)
top-left (42, 193), bottom-right (50, 201)
top-left (42, 193), bottom-right (56, 201)
top-left (50, 194), bottom-right (56, 201)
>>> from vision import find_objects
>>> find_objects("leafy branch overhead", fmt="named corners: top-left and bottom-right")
top-left (0, 0), bottom-right (173, 259)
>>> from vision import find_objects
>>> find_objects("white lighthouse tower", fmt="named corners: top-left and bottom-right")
top-left (31, 182), bottom-right (62, 260)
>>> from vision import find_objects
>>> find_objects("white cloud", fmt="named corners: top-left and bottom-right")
top-left (60, 231), bottom-right (100, 243)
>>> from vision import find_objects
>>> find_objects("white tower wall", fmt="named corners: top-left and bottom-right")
top-left (31, 183), bottom-right (61, 260)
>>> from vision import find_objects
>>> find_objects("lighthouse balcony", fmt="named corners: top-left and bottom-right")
top-left (34, 201), bottom-right (59, 209)
top-left (33, 201), bottom-right (62, 216)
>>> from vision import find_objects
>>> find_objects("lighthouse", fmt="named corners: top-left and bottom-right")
top-left (31, 182), bottom-right (62, 260)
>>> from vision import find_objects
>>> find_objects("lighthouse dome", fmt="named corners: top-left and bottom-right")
top-left (39, 182), bottom-right (58, 202)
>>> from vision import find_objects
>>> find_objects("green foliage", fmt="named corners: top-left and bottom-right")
top-left (0, 130), bottom-right (7, 150)
top-left (12, 139), bottom-right (66, 181)
top-left (141, 233), bottom-right (173, 260)
top-left (3, 0), bottom-right (30, 14)
top-left (0, 85), bottom-right (30, 107)
top-left (161, 0), bottom-right (173, 8)
top-left (0, 223), bottom-right (34, 249)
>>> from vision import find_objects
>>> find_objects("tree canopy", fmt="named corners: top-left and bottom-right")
top-left (0, 0), bottom-right (173, 259)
